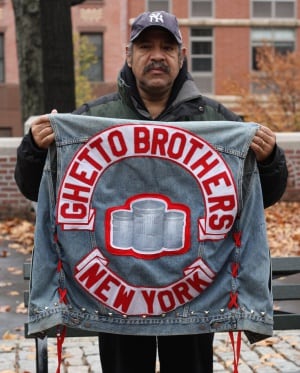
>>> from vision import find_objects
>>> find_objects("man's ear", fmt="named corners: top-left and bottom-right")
top-left (180, 47), bottom-right (187, 68)
top-left (126, 46), bottom-right (132, 68)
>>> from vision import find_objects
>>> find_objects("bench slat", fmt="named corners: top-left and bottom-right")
top-left (272, 284), bottom-right (300, 300)
top-left (23, 261), bottom-right (31, 280)
top-left (271, 257), bottom-right (300, 277)
top-left (24, 290), bottom-right (29, 308)
top-left (273, 314), bottom-right (300, 330)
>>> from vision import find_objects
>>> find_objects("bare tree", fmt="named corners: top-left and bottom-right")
top-left (12, 0), bottom-right (43, 125)
top-left (224, 46), bottom-right (300, 132)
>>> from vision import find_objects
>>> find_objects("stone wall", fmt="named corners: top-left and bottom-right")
top-left (0, 138), bottom-right (34, 219)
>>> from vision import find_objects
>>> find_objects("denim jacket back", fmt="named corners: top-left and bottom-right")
top-left (28, 114), bottom-right (273, 343)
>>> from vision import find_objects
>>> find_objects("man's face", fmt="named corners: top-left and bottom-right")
top-left (127, 28), bottom-right (186, 98)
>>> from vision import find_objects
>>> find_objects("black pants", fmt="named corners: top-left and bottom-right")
top-left (98, 333), bottom-right (214, 373)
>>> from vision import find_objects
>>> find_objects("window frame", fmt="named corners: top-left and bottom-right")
top-left (190, 0), bottom-right (214, 18)
top-left (190, 27), bottom-right (214, 94)
top-left (146, 0), bottom-right (170, 12)
top-left (251, 0), bottom-right (296, 19)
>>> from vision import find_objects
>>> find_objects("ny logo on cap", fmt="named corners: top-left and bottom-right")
top-left (149, 12), bottom-right (164, 24)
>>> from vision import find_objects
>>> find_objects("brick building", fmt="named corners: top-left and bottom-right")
top-left (1, 0), bottom-right (300, 136)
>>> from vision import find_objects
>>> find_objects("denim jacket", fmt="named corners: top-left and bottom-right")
top-left (28, 113), bottom-right (273, 343)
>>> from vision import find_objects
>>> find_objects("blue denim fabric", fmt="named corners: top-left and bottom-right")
top-left (28, 114), bottom-right (272, 343)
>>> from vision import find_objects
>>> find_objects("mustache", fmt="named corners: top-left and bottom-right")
top-left (143, 62), bottom-right (170, 74)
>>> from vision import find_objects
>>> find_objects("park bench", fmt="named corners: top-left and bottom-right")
top-left (23, 256), bottom-right (300, 373)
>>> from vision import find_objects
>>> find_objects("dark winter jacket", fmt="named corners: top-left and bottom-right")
top-left (15, 61), bottom-right (288, 206)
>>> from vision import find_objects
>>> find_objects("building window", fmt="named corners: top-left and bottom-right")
top-left (80, 33), bottom-right (103, 82)
top-left (190, 28), bottom-right (213, 93)
top-left (0, 34), bottom-right (4, 83)
top-left (191, 0), bottom-right (213, 17)
top-left (251, 28), bottom-right (295, 70)
top-left (147, 0), bottom-right (170, 12)
top-left (252, 0), bottom-right (295, 18)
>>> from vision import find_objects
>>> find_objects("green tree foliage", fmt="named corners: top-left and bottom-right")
top-left (73, 33), bottom-right (97, 107)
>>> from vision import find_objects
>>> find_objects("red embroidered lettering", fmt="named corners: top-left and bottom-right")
top-left (94, 274), bottom-right (121, 302)
top-left (182, 138), bottom-right (204, 165)
top-left (78, 148), bottom-right (103, 171)
top-left (90, 137), bottom-right (112, 163)
top-left (202, 171), bottom-right (231, 195)
top-left (209, 214), bottom-right (234, 230)
top-left (113, 285), bottom-right (136, 313)
top-left (61, 202), bottom-right (87, 219)
top-left (61, 183), bottom-right (90, 203)
top-left (75, 249), bottom-right (216, 315)
top-left (158, 290), bottom-right (176, 312)
top-left (172, 282), bottom-right (193, 303)
top-left (108, 130), bottom-right (128, 156)
top-left (191, 150), bottom-right (219, 178)
top-left (77, 262), bottom-right (107, 288)
top-left (58, 124), bottom-right (238, 244)
top-left (167, 132), bottom-right (186, 159)
top-left (151, 128), bottom-right (168, 155)
top-left (134, 127), bottom-right (150, 153)
top-left (141, 290), bottom-right (156, 314)
top-left (186, 271), bottom-right (210, 292)
top-left (208, 195), bottom-right (236, 212)
top-left (69, 161), bottom-right (98, 186)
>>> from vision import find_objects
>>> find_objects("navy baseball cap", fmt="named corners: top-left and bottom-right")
top-left (130, 11), bottom-right (182, 45)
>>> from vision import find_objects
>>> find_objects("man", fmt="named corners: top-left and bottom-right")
top-left (15, 11), bottom-right (287, 373)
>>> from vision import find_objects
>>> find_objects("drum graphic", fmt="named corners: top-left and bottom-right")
top-left (163, 211), bottom-right (184, 249)
top-left (132, 200), bottom-right (165, 251)
top-left (112, 210), bottom-right (133, 248)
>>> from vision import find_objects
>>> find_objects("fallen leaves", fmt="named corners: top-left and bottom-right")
top-left (0, 302), bottom-right (26, 315)
top-left (254, 337), bottom-right (280, 347)
top-left (2, 331), bottom-right (20, 340)
top-left (7, 267), bottom-right (22, 276)
top-left (16, 302), bottom-right (27, 314)
top-left (0, 344), bottom-right (15, 352)
top-left (265, 201), bottom-right (300, 257)
top-left (0, 305), bottom-right (11, 313)
top-left (0, 281), bottom-right (12, 288)
top-left (0, 250), bottom-right (8, 258)
top-left (0, 218), bottom-right (35, 255)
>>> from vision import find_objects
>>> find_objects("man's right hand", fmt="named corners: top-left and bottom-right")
top-left (31, 109), bottom-right (57, 149)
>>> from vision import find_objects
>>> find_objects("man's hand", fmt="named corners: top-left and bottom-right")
top-left (31, 109), bottom-right (57, 149)
top-left (250, 125), bottom-right (276, 163)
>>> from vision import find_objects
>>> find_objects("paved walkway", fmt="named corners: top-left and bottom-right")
top-left (0, 330), bottom-right (299, 372)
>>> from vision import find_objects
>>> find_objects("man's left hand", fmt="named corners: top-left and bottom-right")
top-left (250, 125), bottom-right (276, 163)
